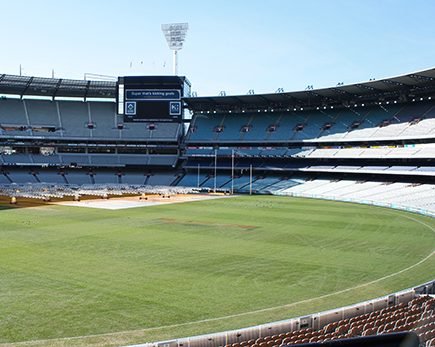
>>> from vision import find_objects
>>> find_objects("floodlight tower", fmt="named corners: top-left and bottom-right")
top-left (161, 23), bottom-right (189, 75)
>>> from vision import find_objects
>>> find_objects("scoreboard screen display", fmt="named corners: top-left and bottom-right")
top-left (117, 76), bottom-right (190, 122)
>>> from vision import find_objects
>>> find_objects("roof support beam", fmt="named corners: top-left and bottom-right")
top-left (381, 79), bottom-right (405, 87)
top-left (83, 81), bottom-right (91, 101)
top-left (355, 83), bottom-right (376, 92)
top-left (20, 77), bottom-right (34, 99)
top-left (330, 87), bottom-right (358, 99)
top-left (232, 96), bottom-right (245, 104)
top-left (52, 78), bottom-right (63, 100)
top-left (280, 93), bottom-right (305, 106)
top-left (257, 94), bottom-right (271, 105)
top-left (408, 74), bottom-right (434, 82)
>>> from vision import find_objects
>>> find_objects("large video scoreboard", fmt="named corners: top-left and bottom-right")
top-left (117, 76), bottom-right (191, 122)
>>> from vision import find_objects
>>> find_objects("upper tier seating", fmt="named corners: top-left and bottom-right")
top-left (59, 101), bottom-right (91, 138)
top-left (88, 102), bottom-right (122, 139)
top-left (0, 98), bottom-right (181, 141)
top-left (25, 99), bottom-right (62, 137)
top-left (186, 101), bottom-right (435, 143)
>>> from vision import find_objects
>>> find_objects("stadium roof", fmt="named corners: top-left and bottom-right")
top-left (184, 68), bottom-right (435, 112)
top-left (0, 74), bottom-right (116, 99)
top-left (1, 68), bottom-right (435, 106)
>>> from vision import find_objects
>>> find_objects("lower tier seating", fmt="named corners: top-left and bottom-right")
top-left (222, 296), bottom-right (435, 347)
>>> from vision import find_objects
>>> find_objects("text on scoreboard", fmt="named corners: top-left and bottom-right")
top-left (126, 89), bottom-right (181, 101)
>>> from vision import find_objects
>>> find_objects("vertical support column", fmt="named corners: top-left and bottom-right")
top-left (231, 149), bottom-right (234, 194)
top-left (214, 149), bottom-right (217, 193)
top-left (22, 99), bottom-right (32, 135)
top-left (249, 164), bottom-right (252, 195)
top-left (173, 50), bottom-right (178, 75)
top-left (87, 102), bottom-right (93, 138)
top-left (56, 101), bottom-right (64, 137)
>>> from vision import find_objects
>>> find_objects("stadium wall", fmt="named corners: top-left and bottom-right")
top-left (131, 280), bottom-right (435, 347)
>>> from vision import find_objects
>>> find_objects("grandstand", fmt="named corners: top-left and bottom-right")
top-left (1, 70), bottom-right (435, 194)
top-left (0, 68), bottom-right (434, 346)
top-left (0, 74), bottom-right (183, 193)
top-left (179, 69), bottom-right (435, 218)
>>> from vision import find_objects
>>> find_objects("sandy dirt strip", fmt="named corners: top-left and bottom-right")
top-left (51, 193), bottom-right (232, 210)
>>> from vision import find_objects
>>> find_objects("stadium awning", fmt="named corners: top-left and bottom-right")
top-left (1, 67), bottom-right (435, 105)
top-left (0, 74), bottom-right (116, 99)
top-left (183, 68), bottom-right (435, 112)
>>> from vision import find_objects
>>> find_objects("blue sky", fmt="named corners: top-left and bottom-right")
top-left (1, 0), bottom-right (434, 96)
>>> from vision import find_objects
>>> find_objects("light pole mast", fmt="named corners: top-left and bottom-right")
top-left (161, 23), bottom-right (189, 75)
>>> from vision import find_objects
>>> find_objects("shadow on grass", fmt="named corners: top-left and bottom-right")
top-left (0, 204), bottom-right (16, 210)
top-left (0, 197), bottom-right (55, 210)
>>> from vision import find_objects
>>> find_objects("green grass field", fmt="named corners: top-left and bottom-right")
top-left (0, 195), bottom-right (434, 347)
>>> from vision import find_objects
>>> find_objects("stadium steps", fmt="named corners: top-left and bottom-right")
top-left (170, 173), bottom-right (184, 186)
top-left (265, 178), bottom-right (304, 193)
top-left (259, 178), bottom-right (287, 192)
top-left (199, 175), bottom-right (212, 187)
top-left (168, 174), bottom-right (180, 186)
top-left (395, 104), bottom-right (435, 138)
top-left (239, 114), bottom-right (255, 141)
top-left (33, 172), bottom-right (41, 183)
top-left (219, 177), bottom-right (233, 189)
top-left (144, 175), bottom-right (150, 185)
top-left (214, 114), bottom-right (227, 142)
top-left (263, 113), bottom-right (283, 142)
top-left (236, 177), bottom-right (261, 191)
top-left (61, 173), bottom-right (68, 184)
top-left (0, 172), bottom-right (12, 184)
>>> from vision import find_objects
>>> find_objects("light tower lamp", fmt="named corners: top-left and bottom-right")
top-left (161, 23), bottom-right (189, 75)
